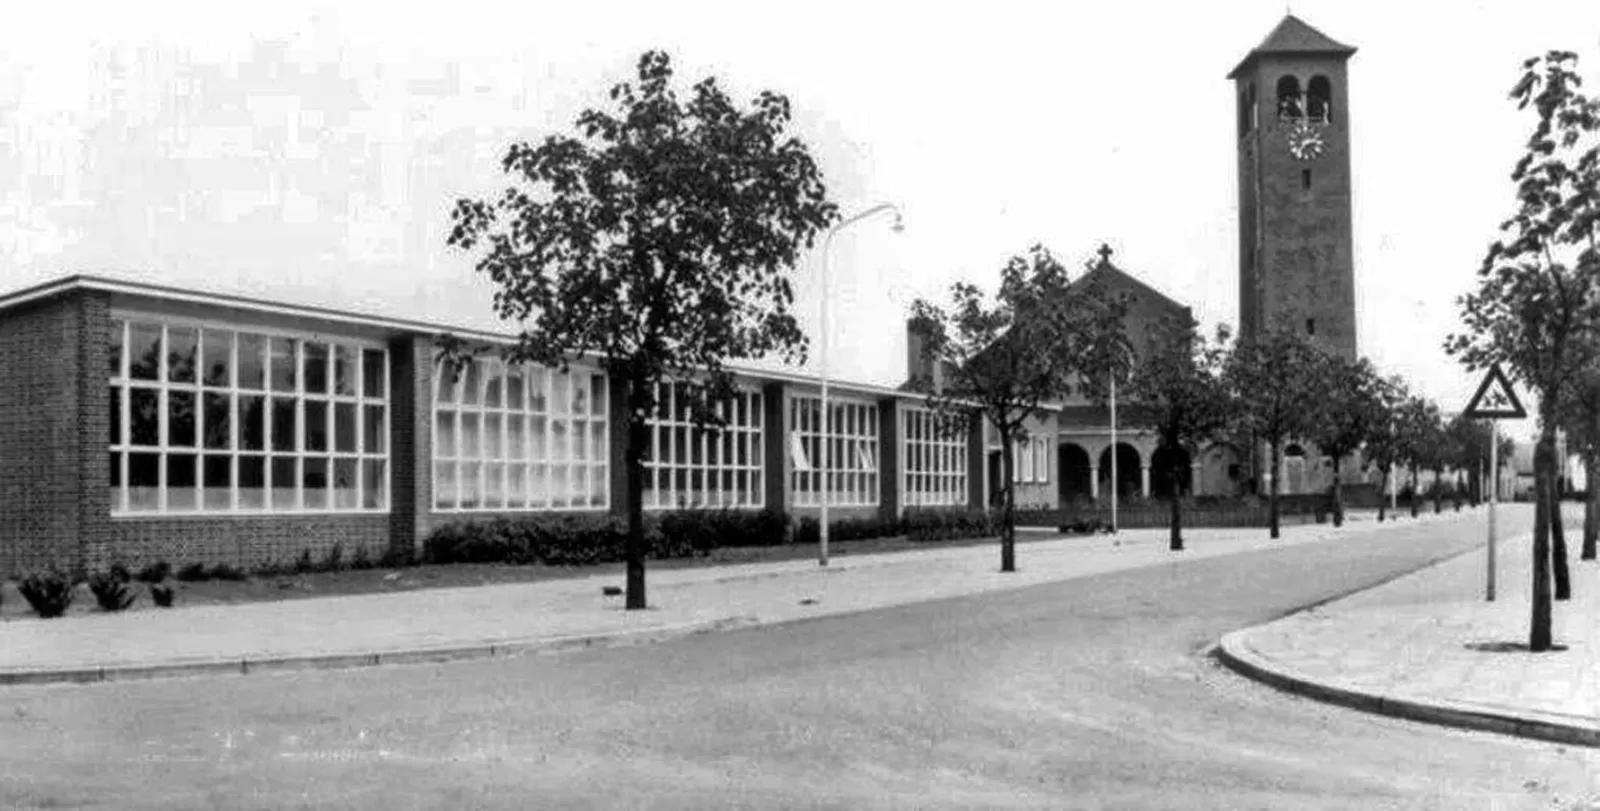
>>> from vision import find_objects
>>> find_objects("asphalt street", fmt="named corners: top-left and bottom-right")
top-left (2, 512), bottom-right (1597, 810)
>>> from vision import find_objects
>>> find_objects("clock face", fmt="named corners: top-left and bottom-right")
top-left (1287, 121), bottom-right (1327, 161)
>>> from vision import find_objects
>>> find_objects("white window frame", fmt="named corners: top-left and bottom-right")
top-left (431, 356), bottom-right (610, 513)
top-left (900, 405), bottom-right (968, 509)
top-left (788, 393), bottom-right (879, 508)
top-left (108, 313), bottom-right (390, 517)
top-left (644, 381), bottom-right (764, 510)
top-left (1034, 437), bottom-right (1049, 484)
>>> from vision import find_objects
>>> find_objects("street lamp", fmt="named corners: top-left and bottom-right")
top-left (818, 202), bottom-right (904, 566)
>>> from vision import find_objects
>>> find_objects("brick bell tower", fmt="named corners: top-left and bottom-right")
top-left (1231, 15), bottom-right (1358, 360)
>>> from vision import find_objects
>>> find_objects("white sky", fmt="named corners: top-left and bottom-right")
top-left (2, 0), bottom-right (1598, 443)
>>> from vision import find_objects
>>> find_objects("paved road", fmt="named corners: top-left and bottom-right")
top-left (3, 513), bottom-right (1598, 810)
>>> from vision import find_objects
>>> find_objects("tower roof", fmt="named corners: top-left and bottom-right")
top-left (1228, 14), bottom-right (1356, 79)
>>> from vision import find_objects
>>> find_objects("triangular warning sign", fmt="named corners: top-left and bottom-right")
top-left (1463, 363), bottom-right (1526, 419)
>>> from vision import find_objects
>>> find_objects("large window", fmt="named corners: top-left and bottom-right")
top-left (901, 406), bottom-right (967, 508)
top-left (108, 317), bottom-right (389, 515)
top-left (1012, 436), bottom-right (1050, 484)
top-left (433, 358), bottom-right (608, 512)
top-left (789, 394), bottom-right (878, 507)
top-left (645, 382), bottom-right (764, 510)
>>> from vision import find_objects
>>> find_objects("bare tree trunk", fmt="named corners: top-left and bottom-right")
top-left (1169, 448), bottom-right (1183, 551)
top-left (1531, 433), bottom-right (1554, 652)
top-left (1331, 455), bottom-right (1345, 528)
top-left (1433, 468), bottom-right (1444, 513)
top-left (1551, 474), bottom-right (1570, 601)
top-left (1584, 454), bottom-right (1598, 561)
top-left (1377, 466), bottom-right (1389, 523)
top-left (1269, 440), bottom-right (1282, 540)
top-left (1410, 466), bottom-right (1420, 518)
top-left (1000, 435), bottom-right (1016, 573)
top-left (624, 410), bottom-right (650, 611)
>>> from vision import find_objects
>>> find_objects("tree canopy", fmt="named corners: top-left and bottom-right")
top-left (908, 245), bottom-right (1128, 571)
top-left (447, 51), bottom-right (837, 609)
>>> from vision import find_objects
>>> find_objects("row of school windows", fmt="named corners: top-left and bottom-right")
top-left (105, 316), bottom-right (973, 515)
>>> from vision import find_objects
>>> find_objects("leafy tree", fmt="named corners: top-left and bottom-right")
top-left (1421, 413), bottom-right (1456, 514)
top-left (1223, 327), bottom-right (1323, 539)
top-left (446, 51), bottom-right (837, 610)
top-left (1121, 318), bottom-right (1233, 550)
top-left (1446, 51), bottom-right (1600, 650)
top-left (1361, 375), bottom-right (1411, 523)
top-left (909, 245), bottom-right (1128, 572)
top-left (1559, 362), bottom-right (1600, 559)
top-left (1307, 354), bottom-right (1385, 527)
top-left (1394, 395), bottom-right (1441, 519)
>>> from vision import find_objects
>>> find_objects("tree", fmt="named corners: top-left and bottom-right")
top-left (1394, 396), bottom-right (1441, 519)
top-left (909, 245), bottom-right (1127, 572)
top-left (1307, 354), bottom-right (1385, 527)
top-left (1121, 318), bottom-right (1233, 551)
top-left (1559, 362), bottom-right (1600, 559)
top-left (1223, 327), bottom-right (1323, 539)
top-left (446, 51), bottom-right (837, 610)
top-left (1446, 51), bottom-right (1600, 650)
top-left (1361, 375), bottom-right (1411, 523)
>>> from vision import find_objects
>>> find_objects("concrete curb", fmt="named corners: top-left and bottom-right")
top-left (1214, 628), bottom-right (1600, 749)
top-left (1213, 529), bottom-right (1600, 749)
top-left (0, 617), bottom-right (753, 687)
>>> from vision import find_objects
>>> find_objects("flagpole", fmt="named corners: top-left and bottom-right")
top-left (1110, 373), bottom-right (1118, 534)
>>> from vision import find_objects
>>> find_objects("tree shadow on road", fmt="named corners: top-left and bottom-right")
top-left (1463, 641), bottom-right (1570, 653)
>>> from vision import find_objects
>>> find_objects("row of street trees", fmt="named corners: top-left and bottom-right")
top-left (1447, 50), bottom-right (1600, 651)
top-left (907, 259), bottom-right (1497, 561)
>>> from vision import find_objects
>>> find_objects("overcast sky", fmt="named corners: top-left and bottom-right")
top-left (3, 0), bottom-right (1599, 441)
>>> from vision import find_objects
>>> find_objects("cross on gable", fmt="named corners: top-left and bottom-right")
top-left (1097, 243), bottom-right (1114, 264)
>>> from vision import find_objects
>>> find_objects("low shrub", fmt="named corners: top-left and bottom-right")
top-left (904, 508), bottom-right (994, 542)
top-left (349, 545), bottom-right (374, 571)
top-left (88, 571), bottom-right (137, 612)
top-left (792, 516), bottom-right (902, 546)
top-left (137, 561), bottom-right (172, 584)
top-left (208, 563), bottom-right (248, 582)
top-left (379, 547), bottom-right (417, 569)
top-left (108, 563), bottom-right (133, 584)
top-left (657, 508), bottom-right (788, 554)
top-left (293, 549), bottom-right (315, 575)
top-left (150, 583), bottom-right (175, 608)
top-left (322, 543), bottom-right (345, 573)
top-left (19, 570), bottom-right (76, 618)
top-left (424, 510), bottom-right (787, 568)
top-left (175, 562), bottom-right (210, 582)
top-left (1060, 518), bottom-right (1113, 535)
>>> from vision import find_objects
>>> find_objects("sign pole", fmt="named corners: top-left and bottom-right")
top-left (1109, 374), bottom-right (1118, 534)
top-left (1487, 419), bottom-right (1497, 602)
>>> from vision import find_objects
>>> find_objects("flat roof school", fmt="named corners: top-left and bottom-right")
top-left (0, 273), bottom-right (993, 575)
top-left (0, 250), bottom-right (1260, 577)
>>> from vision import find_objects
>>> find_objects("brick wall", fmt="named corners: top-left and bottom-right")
top-left (108, 516), bottom-right (389, 570)
top-left (1242, 56), bottom-right (1357, 360)
top-left (0, 292), bottom-right (89, 575)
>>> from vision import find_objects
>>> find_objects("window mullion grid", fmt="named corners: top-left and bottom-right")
top-left (353, 346), bottom-right (364, 512)
top-left (114, 320), bottom-right (129, 513)
top-left (157, 323), bottom-right (168, 513)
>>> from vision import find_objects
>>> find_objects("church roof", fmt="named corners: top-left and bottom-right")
top-left (1228, 14), bottom-right (1356, 79)
top-left (1072, 244), bottom-right (1189, 319)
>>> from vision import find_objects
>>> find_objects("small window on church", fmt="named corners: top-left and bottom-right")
top-left (1306, 318), bottom-right (1316, 336)
top-left (1302, 169), bottom-right (1312, 190)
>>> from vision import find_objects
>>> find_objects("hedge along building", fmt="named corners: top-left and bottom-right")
top-left (0, 274), bottom-right (992, 577)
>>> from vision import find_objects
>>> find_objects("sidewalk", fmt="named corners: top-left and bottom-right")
top-left (0, 509), bottom-right (1470, 686)
top-left (1219, 506), bottom-right (1600, 747)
